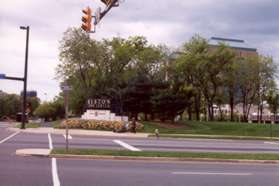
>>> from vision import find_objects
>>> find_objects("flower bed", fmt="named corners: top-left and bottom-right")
top-left (59, 119), bottom-right (144, 131)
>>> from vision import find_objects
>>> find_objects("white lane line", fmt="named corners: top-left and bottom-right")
top-left (48, 133), bottom-right (53, 150)
top-left (113, 140), bottom-right (141, 151)
top-left (172, 172), bottom-right (253, 176)
top-left (48, 133), bottom-right (61, 186)
top-left (63, 134), bottom-right (72, 139)
top-left (264, 142), bottom-right (279, 145)
top-left (0, 131), bottom-right (20, 144)
top-left (52, 158), bottom-right (61, 186)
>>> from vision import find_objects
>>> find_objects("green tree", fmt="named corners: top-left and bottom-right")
top-left (0, 92), bottom-right (21, 118)
top-left (267, 90), bottom-right (279, 121)
top-left (57, 28), bottom-right (164, 117)
top-left (27, 97), bottom-right (40, 116)
top-left (257, 56), bottom-right (277, 122)
top-left (34, 102), bottom-right (56, 121)
top-left (175, 35), bottom-right (234, 121)
top-left (152, 86), bottom-right (188, 122)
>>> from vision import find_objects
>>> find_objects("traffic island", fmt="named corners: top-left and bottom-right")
top-left (16, 148), bottom-right (50, 157)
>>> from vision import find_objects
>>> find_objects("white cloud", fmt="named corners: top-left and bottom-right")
top-left (1, 0), bottom-right (279, 101)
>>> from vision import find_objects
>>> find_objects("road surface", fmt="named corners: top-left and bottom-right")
top-left (1, 122), bottom-right (279, 186)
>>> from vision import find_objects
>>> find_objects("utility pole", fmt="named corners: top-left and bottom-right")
top-left (20, 26), bottom-right (30, 129)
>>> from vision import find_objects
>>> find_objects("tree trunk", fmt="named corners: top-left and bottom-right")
top-left (211, 104), bottom-right (214, 121)
top-left (230, 96), bottom-right (234, 121)
top-left (218, 105), bottom-right (224, 121)
top-left (144, 113), bottom-right (148, 121)
top-left (260, 102), bottom-right (263, 123)
top-left (188, 107), bottom-right (192, 121)
top-left (151, 112), bottom-right (155, 121)
top-left (194, 94), bottom-right (200, 121)
top-left (257, 101), bottom-right (263, 123)
top-left (208, 102), bottom-right (214, 121)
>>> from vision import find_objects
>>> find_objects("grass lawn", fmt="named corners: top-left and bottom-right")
top-left (51, 120), bottom-right (62, 128)
top-left (52, 148), bottom-right (279, 161)
top-left (15, 122), bottom-right (40, 128)
top-left (141, 120), bottom-right (279, 137)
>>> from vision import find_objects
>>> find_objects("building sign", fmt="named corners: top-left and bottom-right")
top-left (87, 99), bottom-right (111, 109)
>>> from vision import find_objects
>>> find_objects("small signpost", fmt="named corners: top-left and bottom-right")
top-left (61, 83), bottom-right (72, 151)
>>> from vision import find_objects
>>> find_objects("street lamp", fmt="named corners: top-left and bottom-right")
top-left (20, 26), bottom-right (30, 129)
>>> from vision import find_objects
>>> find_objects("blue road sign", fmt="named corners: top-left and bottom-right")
top-left (0, 74), bottom-right (6, 79)
top-left (20, 90), bottom-right (37, 97)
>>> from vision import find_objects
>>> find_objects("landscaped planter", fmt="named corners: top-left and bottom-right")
top-left (59, 119), bottom-right (144, 131)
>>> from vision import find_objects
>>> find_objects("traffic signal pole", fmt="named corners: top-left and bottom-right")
top-left (20, 26), bottom-right (30, 129)
top-left (99, 0), bottom-right (119, 20)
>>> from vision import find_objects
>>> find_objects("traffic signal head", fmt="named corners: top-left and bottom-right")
top-left (81, 7), bottom-right (92, 32)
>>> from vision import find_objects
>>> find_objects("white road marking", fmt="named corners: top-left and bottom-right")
top-left (48, 133), bottom-right (53, 150)
top-left (52, 158), bottom-right (60, 186)
top-left (48, 133), bottom-right (61, 186)
top-left (172, 172), bottom-right (253, 176)
top-left (264, 141), bottom-right (279, 145)
top-left (113, 140), bottom-right (141, 151)
top-left (0, 131), bottom-right (20, 144)
top-left (63, 134), bottom-right (72, 139)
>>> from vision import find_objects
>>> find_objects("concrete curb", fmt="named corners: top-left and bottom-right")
top-left (50, 154), bottom-right (279, 164)
top-left (8, 127), bottom-right (149, 138)
top-left (15, 148), bottom-right (279, 164)
top-left (148, 134), bottom-right (279, 141)
top-left (16, 148), bottom-right (50, 157)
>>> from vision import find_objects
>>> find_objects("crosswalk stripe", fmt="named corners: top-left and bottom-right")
top-left (0, 131), bottom-right (20, 144)
top-left (113, 140), bottom-right (141, 151)
top-left (63, 134), bottom-right (72, 139)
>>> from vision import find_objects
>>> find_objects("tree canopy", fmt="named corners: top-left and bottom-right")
top-left (56, 28), bottom-right (278, 122)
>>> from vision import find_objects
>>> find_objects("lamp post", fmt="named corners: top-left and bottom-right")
top-left (20, 26), bottom-right (30, 129)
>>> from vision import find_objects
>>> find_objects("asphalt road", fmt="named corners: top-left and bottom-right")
top-left (1, 122), bottom-right (279, 186)
top-left (50, 133), bottom-right (279, 153)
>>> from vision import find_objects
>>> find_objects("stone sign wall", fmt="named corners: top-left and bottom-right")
top-left (82, 98), bottom-right (128, 122)
top-left (87, 99), bottom-right (111, 109)
top-left (81, 109), bottom-right (128, 122)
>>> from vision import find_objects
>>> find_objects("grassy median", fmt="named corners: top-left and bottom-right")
top-left (142, 121), bottom-right (279, 138)
top-left (16, 123), bottom-right (40, 128)
top-left (52, 148), bottom-right (279, 161)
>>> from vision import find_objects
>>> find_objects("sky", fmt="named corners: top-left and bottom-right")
top-left (1, 0), bottom-right (279, 102)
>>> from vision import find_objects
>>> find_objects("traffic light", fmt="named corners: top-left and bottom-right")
top-left (81, 7), bottom-right (92, 32)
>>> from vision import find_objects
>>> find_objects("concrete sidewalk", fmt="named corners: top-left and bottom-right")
top-left (9, 127), bottom-right (149, 138)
